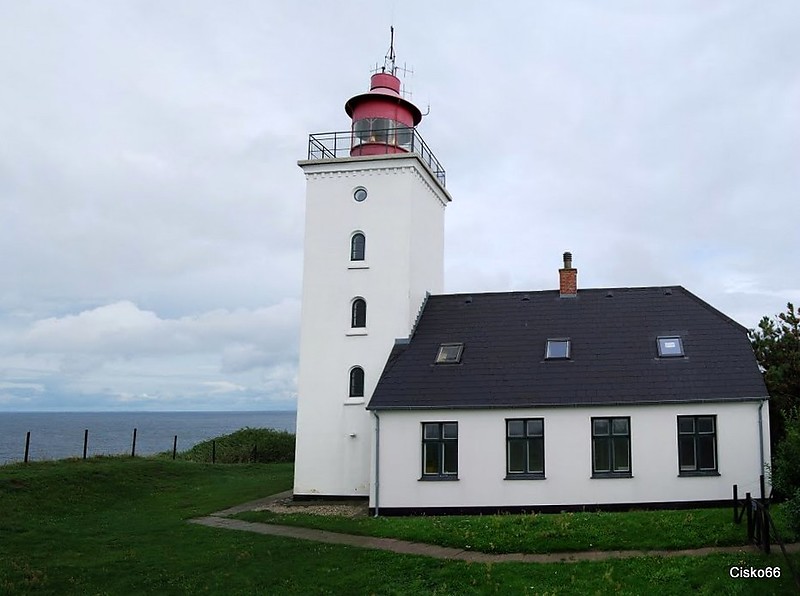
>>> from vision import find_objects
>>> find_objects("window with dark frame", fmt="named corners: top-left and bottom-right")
top-left (350, 232), bottom-right (365, 261)
top-left (545, 339), bottom-right (571, 360)
top-left (657, 336), bottom-right (684, 357)
top-left (506, 418), bottom-right (544, 478)
top-left (592, 417), bottom-right (631, 477)
top-left (677, 415), bottom-right (717, 475)
top-left (421, 422), bottom-right (458, 478)
top-left (435, 343), bottom-right (464, 364)
top-left (351, 298), bottom-right (366, 328)
top-left (349, 367), bottom-right (364, 398)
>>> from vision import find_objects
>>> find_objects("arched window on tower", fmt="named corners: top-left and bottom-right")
top-left (350, 232), bottom-right (365, 261)
top-left (349, 366), bottom-right (365, 398)
top-left (351, 298), bottom-right (367, 328)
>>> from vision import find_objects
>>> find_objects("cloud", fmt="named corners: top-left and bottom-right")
top-left (202, 381), bottom-right (246, 394)
top-left (0, 2), bottom-right (798, 410)
top-left (16, 300), bottom-right (299, 359)
top-left (0, 300), bottom-right (299, 410)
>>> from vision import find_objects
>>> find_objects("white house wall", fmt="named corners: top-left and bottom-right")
top-left (372, 401), bottom-right (770, 510)
top-left (294, 154), bottom-right (448, 497)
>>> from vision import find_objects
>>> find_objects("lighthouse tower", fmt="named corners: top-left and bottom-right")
top-left (294, 34), bottom-right (452, 499)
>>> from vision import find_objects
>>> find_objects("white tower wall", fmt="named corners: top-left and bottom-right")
top-left (294, 154), bottom-right (450, 497)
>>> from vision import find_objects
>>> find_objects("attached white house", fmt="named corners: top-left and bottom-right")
top-left (366, 257), bottom-right (771, 514)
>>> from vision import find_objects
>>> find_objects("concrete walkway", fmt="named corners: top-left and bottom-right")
top-left (189, 492), bottom-right (800, 564)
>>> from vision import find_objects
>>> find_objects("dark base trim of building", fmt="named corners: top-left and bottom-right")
top-left (369, 499), bottom-right (732, 517)
top-left (293, 494), bottom-right (369, 503)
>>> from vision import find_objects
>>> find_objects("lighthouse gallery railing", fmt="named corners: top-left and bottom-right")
top-left (306, 128), bottom-right (447, 188)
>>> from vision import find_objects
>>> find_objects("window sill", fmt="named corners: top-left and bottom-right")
top-left (346, 329), bottom-right (368, 337)
top-left (505, 474), bottom-right (546, 481)
top-left (344, 397), bottom-right (365, 406)
top-left (419, 475), bottom-right (459, 482)
top-left (678, 471), bottom-right (720, 477)
top-left (591, 473), bottom-right (633, 479)
top-left (348, 263), bottom-right (369, 270)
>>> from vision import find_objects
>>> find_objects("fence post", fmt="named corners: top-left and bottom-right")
top-left (212, 440), bottom-right (216, 464)
top-left (746, 493), bottom-right (753, 542)
top-left (131, 428), bottom-right (137, 457)
top-left (24, 431), bottom-right (31, 464)
top-left (732, 484), bottom-right (738, 524)
top-left (172, 435), bottom-right (178, 460)
top-left (252, 443), bottom-right (257, 463)
top-left (83, 429), bottom-right (89, 460)
top-left (760, 474), bottom-right (766, 503)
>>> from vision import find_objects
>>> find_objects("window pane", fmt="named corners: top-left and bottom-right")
top-left (611, 418), bottom-right (629, 435)
top-left (424, 444), bottom-right (440, 474)
top-left (443, 442), bottom-right (458, 474)
top-left (351, 234), bottom-right (365, 261)
top-left (698, 436), bottom-right (716, 470)
top-left (353, 119), bottom-right (370, 141)
top-left (593, 419), bottom-right (609, 436)
top-left (370, 118), bottom-right (390, 143)
top-left (679, 436), bottom-right (696, 470)
top-left (442, 423), bottom-right (458, 439)
top-left (527, 419), bottom-right (543, 436)
top-left (612, 437), bottom-right (630, 472)
top-left (528, 438), bottom-right (544, 473)
top-left (593, 438), bottom-right (610, 472)
top-left (395, 125), bottom-right (412, 147)
top-left (352, 299), bottom-right (366, 328)
top-left (423, 423), bottom-right (439, 440)
top-left (508, 440), bottom-right (525, 473)
top-left (507, 420), bottom-right (524, 437)
top-left (678, 417), bottom-right (694, 434)
top-left (349, 367), bottom-right (364, 397)
top-left (698, 417), bottom-right (714, 434)
top-left (546, 339), bottom-right (570, 359)
top-left (658, 336), bottom-right (684, 357)
top-left (436, 344), bottom-right (463, 364)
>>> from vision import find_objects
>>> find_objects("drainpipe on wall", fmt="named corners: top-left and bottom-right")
top-left (758, 399), bottom-right (766, 479)
top-left (373, 411), bottom-right (381, 517)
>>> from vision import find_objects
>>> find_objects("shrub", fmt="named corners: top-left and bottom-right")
top-left (771, 408), bottom-right (800, 531)
top-left (784, 489), bottom-right (800, 534)
top-left (177, 428), bottom-right (295, 464)
top-left (771, 407), bottom-right (800, 497)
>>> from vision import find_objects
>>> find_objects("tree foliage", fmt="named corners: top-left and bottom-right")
top-left (749, 302), bottom-right (800, 445)
top-left (771, 408), bottom-right (800, 495)
top-left (771, 408), bottom-right (800, 530)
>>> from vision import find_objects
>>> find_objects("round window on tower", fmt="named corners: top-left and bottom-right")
top-left (353, 187), bottom-right (368, 202)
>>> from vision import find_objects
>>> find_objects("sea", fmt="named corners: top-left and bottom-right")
top-left (0, 411), bottom-right (296, 466)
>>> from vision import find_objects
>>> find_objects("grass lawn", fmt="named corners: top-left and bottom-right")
top-left (1, 457), bottom-right (799, 595)
top-left (238, 507), bottom-right (783, 554)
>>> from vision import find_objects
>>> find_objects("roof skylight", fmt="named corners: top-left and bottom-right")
top-left (436, 343), bottom-right (464, 364)
top-left (545, 339), bottom-right (571, 360)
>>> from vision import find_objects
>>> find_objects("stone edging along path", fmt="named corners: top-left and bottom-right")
top-left (189, 492), bottom-right (800, 564)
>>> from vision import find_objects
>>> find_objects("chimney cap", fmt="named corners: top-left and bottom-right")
top-left (562, 251), bottom-right (573, 269)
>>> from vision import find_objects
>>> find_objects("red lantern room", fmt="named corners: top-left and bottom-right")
top-left (345, 29), bottom-right (422, 157)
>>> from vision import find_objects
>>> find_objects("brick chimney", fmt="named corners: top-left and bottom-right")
top-left (559, 251), bottom-right (577, 297)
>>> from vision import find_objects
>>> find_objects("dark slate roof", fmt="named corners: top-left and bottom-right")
top-left (368, 286), bottom-right (768, 410)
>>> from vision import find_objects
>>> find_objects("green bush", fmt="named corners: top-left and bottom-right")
top-left (784, 489), bottom-right (800, 534)
top-left (176, 427), bottom-right (295, 464)
top-left (771, 407), bottom-right (800, 497)
top-left (771, 407), bottom-right (800, 532)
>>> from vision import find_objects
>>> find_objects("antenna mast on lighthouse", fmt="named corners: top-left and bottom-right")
top-left (383, 26), bottom-right (396, 75)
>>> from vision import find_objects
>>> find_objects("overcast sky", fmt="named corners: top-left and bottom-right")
top-left (1, 1), bottom-right (798, 411)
